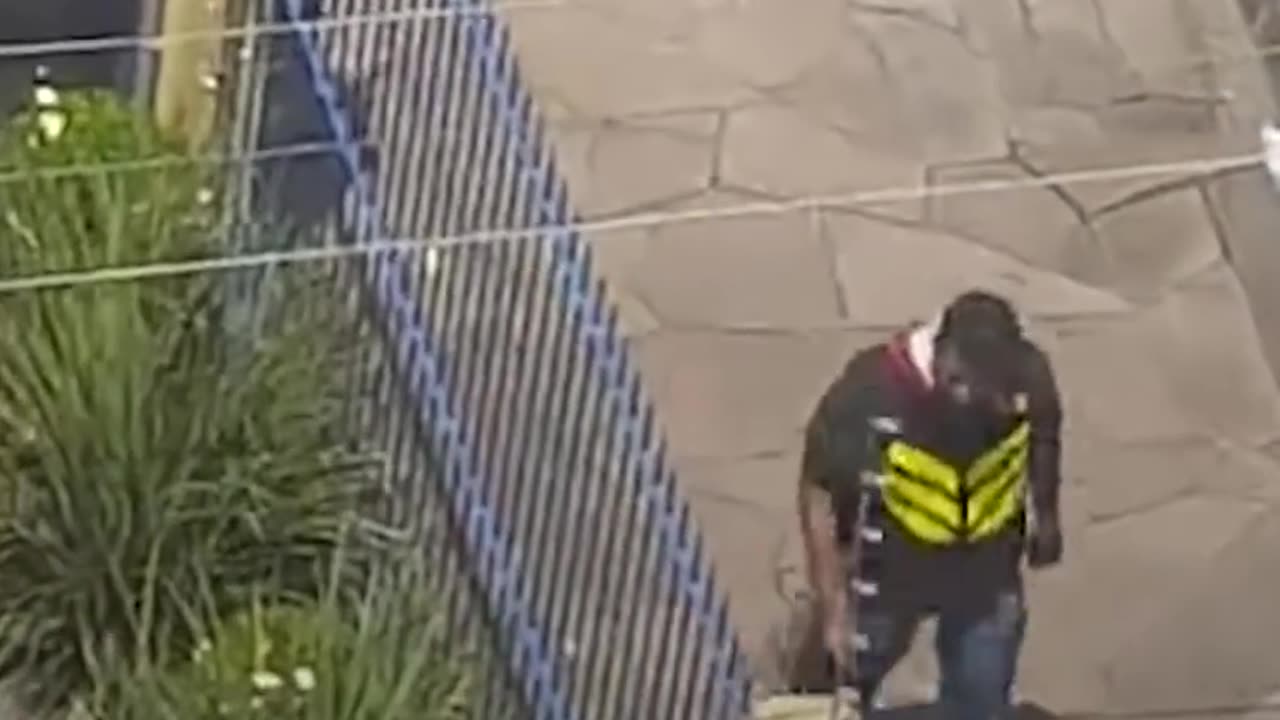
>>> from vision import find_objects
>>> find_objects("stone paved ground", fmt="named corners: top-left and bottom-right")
top-left (507, 0), bottom-right (1280, 715)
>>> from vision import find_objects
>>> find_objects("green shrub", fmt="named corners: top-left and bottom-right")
top-left (91, 561), bottom-right (475, 720)
top-left (0, 89), bottom-right (219, 275)
top-left (0, 90), bottom-right (384, 714)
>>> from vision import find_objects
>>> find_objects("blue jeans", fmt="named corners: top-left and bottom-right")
top-left (851, 591), bottom-right (1026, 720)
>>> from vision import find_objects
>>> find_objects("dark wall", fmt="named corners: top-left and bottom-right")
top-left (251, 1), bottom-right (376, 232)
top-left (0, 0), bottom-right (145, 116)
top-left (0, 0), bottom-right (368, 235)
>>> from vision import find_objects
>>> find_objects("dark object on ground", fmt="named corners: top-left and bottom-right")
top-left (838, 701), bottom-right (1059, 719)
top-left (775, 595), bottom-right (838, 694)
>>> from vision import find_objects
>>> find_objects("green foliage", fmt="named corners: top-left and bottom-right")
top-left (94, 562), bottom-right (476, 720)
top-left (0, 88), bottom-right (218, 275)
top-left (0, 90), bottom-right (385, 713)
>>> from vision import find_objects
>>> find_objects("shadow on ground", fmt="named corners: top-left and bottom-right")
top-left (860, 702), bottom-right (1059, 719)
top-left (782, 696), bottom-right (1280, 719)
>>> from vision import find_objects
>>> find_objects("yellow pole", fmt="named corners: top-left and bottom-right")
top-left (151, 0), bottom-right (230, 148)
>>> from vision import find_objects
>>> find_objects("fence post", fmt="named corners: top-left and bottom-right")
top-left (151, 0), bottom-right (231, 147)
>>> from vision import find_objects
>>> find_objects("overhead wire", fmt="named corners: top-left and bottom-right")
top-left (0, 0), bottom-right (1271, 294)
top-left (0, 139), bottom-right (375, 183)
top-left (0, 0), bottom-right (1269, 82)
top-left (0, 0), bottom-right (1273, 183)
top-left (0, 147), bottom-right (1260, 295)
top-left (0, 0), bottom-right (568, 59)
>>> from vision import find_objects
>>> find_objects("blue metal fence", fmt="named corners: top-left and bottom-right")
top-left (251, 1), bottom-right (754, 717)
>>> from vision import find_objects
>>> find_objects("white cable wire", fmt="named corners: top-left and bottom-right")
top-left (0, 0), bottom-right (1272, 86)
top-left (0, 0), bottom-right (1268, 183)
top-left (0, 0), bottom-right (568, 59)
top-left (1262, 123), bottom-right (1280, 186)
top-left (0, 149), bottom-right (1259, 295)
top-left (0, 139), bottom-right (374, 183)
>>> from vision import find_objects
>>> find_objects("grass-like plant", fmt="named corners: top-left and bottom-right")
top-left (0, 90), bottom-right (384, 714)
top-left (89, 558), bottom-right (476, 720)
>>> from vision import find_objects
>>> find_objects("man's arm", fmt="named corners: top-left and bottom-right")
top-left (797, 356), bottom-right (878, 615)
top-left (1024, 343), bottom-right (1064, 565)
top-left (1024, 345), bottom-right (1063, 521)
top-left (798, 424), bottom-right (848, 620)
top-left (798, 409), bottom-right (856, 669)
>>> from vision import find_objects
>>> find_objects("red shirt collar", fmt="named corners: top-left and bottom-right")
top-left (885, 332), bottom-right (931, 396)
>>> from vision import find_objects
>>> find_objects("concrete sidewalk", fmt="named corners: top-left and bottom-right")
top-left (507, 0), bottom-right (1280, 714)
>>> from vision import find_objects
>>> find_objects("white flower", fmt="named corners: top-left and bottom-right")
top-left (292, 667), bottom-right (316, 691)
top-left (251, 670), bottom-right (284, 690)
top-left (33, 86), bottom-right (59, 107)
top-left (192, 638), bottom-right (213, 662)
top-left (34, 109), bottom-right (66, 143)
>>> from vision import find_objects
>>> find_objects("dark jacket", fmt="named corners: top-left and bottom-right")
top-left (801, 332), bottom-right (1063, 614)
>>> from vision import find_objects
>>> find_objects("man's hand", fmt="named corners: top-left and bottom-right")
top-left (1027, 515), bottom-right (1063, 568)
top-left (823, 594), bottom-right (850, 670)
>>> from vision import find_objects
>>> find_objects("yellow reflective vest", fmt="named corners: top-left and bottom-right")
top-left (880, 419), bottom-right (1030, 545)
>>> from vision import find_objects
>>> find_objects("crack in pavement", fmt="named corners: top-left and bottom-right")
top-left (1008, 144), bottom-right (1094, 226)
top-left (847, 0), bottom-right (962, 36)
top-left (813, 207), bottom-right (851, 321)
top-left (842, 8), bottom-right (893, 77)
top-left (1090, 162), bottom-right (1253, 218)
top-left (1086, 483), bottom-right (1203, 529)
top-left (686, 484), bottom-right (786, 516)
top-left (1014, 0), bottom-right (1038, 39)
top-left (708, 109), bottom-right (728, 188)
top-left (1198, 181), bottom-right (1235, 266)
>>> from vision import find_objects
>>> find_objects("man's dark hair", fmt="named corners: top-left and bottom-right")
top-left (936, 290), bottom-right (1025, 392)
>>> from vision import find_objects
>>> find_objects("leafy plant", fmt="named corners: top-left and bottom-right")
top-left (93, 560), bottom-right (476, 720)
top-left (0, 89), bottom-right (219, 276)
top-left (0, 90), bottom-right (384, 713)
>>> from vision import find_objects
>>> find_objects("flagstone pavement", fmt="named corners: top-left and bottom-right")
top-left (506, 0), bottom-right (1280, 715)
